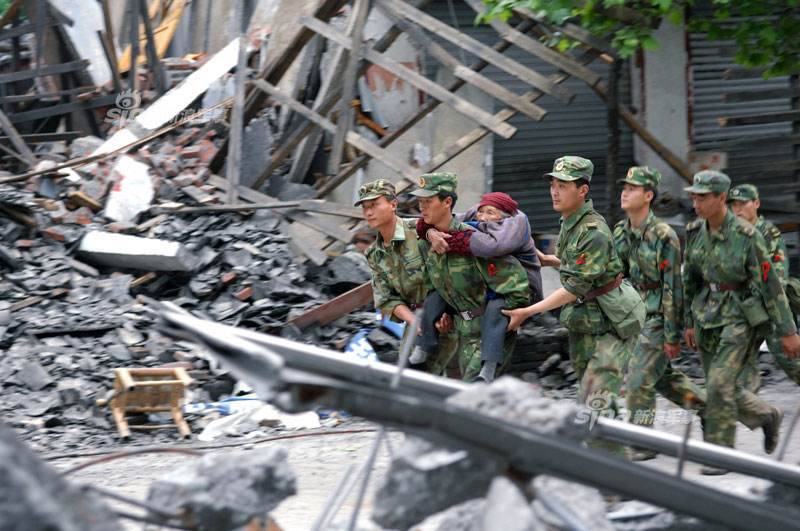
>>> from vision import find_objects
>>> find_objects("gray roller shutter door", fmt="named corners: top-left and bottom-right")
top-left (688, 24), bottom-right (797, 216)
top-left (422, 0), bottom-right (635, 232)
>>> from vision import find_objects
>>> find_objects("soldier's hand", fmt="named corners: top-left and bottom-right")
top-left (664, 343), bottom-right (681, 359)
top-left (427, 229), bottom-right (450, 254)
top-left (683, 328), bottom-right (697, 351)
top-left (435, 313), bottom-right (453, 334)
top-left (502, 307), bottom-right (533, 331)
top-left (536, 249), bottom-right (561, 268)
top-left (781, 333), bottom-right (800, 359)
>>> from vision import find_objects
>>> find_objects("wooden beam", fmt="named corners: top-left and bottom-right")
top-left (253, 79), bottom-right (419, 181)
top-left (377, 0), bottom-right (572, 104)
top-left (314, 19), bottom-right (537, 198)
top-left (0, 86), bottom-right (97, 104)
top-left (288, 282), bottom-right (373, 330)
top-left (0, 131), bottom-right (81, 143)
top-left (302, 16), bottom-right (517, 139)
top-left (379, 7), bottom-right (546, 121)
top-left (0, 108), bottom-right (34, 166)
top-left (462, 0), bottom-right (601, 87)
top-left (226, 0), bottom-right (248, 204)
top-left (208, 0), bottom-right (350, 173)
top-left (718, 110), bottom-right (800, 127)
top-left (0, 60), bottom-right (89, 84)
top-left (138, 0), bottom-right (167, 95)
top-left (8, 94), bottom-right (117, 124)
top-left (0, 18), bottom-right (57, 41)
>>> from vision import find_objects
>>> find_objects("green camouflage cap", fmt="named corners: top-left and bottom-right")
top-left (684, 170), bottom-right (731, 194)
top-left (354, 179), bottom-right (397, 206)
top-left (544, 156), bottom-right (594, 182)
top-left (728, 184), bottom-right (759, 202)
top-left (409, 172), bottom-right (458, 197)
top-left (619, 166), bottom-right (661, 187)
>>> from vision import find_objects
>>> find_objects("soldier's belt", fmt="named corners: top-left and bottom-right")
top-left (636, 281), bottom-right (660, 291)
top-left (706, 282), bottom-right (743, 292)
top-left (581, 273), bottom-right (624, 302)
top-left (458, 303), bottom-right (486, 321)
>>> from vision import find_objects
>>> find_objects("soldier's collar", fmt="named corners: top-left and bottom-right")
top-left (378, 216), bottom-right (407, 247)
top-left (706, 210), bottom-right (736, 241)
top-left (561, 199), bottom-right (594, 232)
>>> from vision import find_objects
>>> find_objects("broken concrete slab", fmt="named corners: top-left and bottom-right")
top-left (146, 447), bottom-right (296, 531)
top-left (0, 422), bottom-right (120, 531)
top-left (104, 156), bottom-right (155, 223)
top-left (531, 475), bottom-right (613, 531)
top-left (446, 376), bottom-right (587, 440)
top-left (372, 436), bottom-right (503, 530)
top-left (78, 231), bottom-right (195, 272)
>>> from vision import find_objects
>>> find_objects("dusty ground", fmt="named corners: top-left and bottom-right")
top-left (46, 379), bottom-right (800, 531)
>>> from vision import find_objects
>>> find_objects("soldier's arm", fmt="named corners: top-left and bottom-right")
top-left (367, 252), bottom-right (408, 321)
top-left (657, 227), bottom-right (683, 345)
top-left (681, 238), bottom-right (700, 331)
top-left (765, 224), bottom-right (789, 281)
top-left (612, 221), bottom-right (630, 277)
top-left (558, 227), bottom-right (612, 298)
top-left (748, 232), bottom-right (797, 337)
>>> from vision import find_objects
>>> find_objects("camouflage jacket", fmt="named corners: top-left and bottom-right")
top-left (365, 216), bottom-right (427, 319)
top-left (556, 199), bottom-right (623, 334)
top-left (683, 210), bottom-right (796, 336)
top-left (613, 210), bottom-right (683, 344)
top-left (754, 216), bottom-right (788, 282)
top-left (419, 216), bottom-right (530, 316)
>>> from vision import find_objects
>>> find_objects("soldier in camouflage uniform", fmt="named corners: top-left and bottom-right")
top-left (728, 184), bottom-right (800, 386)
top-left (358, 180), bottom-right (457, 375)
top-left (683, 171), bottom-right (800, 473)
top-left (504, 157), bottom-right (632, 441)
top-left (614, 167), bottom-right (707, 461)
top-left (410, 172), bottom-right (530, 381)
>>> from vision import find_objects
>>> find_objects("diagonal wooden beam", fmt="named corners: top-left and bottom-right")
top-left (253, 79), bottom-right (419, 181)
top-left (302, 16), bottom-right (517, 139)
top-left (376, 0), bottom-right (573, 104)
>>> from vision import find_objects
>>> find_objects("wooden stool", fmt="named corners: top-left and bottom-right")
top-left (98, 367), bottom-right (193, 440)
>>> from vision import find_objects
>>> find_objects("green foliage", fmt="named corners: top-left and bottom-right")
top-left (0, 0), bottom-right (15, 14)
top-left (479, 0), bottom-right (800, 77)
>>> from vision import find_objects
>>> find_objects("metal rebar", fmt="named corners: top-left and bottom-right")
top-left (82, 484), bottom-right (180, 521)
top-left (346, 427), bottom-right (385, 531)
top-left (311, 463), bottom-right (356, 531)
top-left (676, 397), bottom-right (695, 478)
top-left (392, 309), bottom-right (422, 389)
top-left (536, 489), bottom-right (591, 531)
top-left (60, 447), bottom-right (201, 477)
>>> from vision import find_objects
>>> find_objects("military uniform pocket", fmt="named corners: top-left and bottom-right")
top-left (559, 301), bottom-right (608, 333)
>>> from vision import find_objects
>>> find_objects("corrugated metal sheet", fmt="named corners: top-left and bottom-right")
top-left (688, 27), bottom-right (798, 209)
top-left (422, 0), bottom-right (634, 232)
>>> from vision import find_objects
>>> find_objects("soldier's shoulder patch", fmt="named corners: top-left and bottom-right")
top-left (585, 221), bottom-right (599, 230)
top-left (653, 221), bottom-right (674, 240)
top-left (686, 219), bottom-right (702, 231)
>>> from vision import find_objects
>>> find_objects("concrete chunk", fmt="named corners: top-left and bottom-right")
top-left (372, 437), bottom-right (503, 530)
top-left (531, 475), bottom-right (613, 531)
top-left (482, 477), bottom-right (544, 531)
top-left (78, 231), bottom-right (195, 272)
top-left (146, 447), bottom-right (296, 531)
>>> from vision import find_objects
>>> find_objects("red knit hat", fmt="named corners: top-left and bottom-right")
top-left (478, 192), bottom-right (518, 215)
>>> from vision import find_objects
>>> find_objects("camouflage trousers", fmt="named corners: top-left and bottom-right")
top-left (455, 315), bottom-right (516, 381)
top-left (626, 316), bottom-right (707, 427)
top-left (569, 331), bottom-right (632, 456)
top-left (402, 321), bottom-right (458, 377)
top-left (696, 322), bottom-right (774, 448)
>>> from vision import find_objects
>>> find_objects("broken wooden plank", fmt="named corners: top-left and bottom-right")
top-left (227, 1), bottom-right (248, 204)
top-left (0, 60), bottom-right (89, 84)
top-left (0, 131), bottom-right (82, 143)
top-left (288, 282), bottom-right (373, 330)
top-left (118, 0), bottom-right (188, 73)
top-left (718, 110), bottom-right (800, 127)
top-left (253, 79), bottom-right (419, 181)
top-left (0, 86), bottom-right (98, 105)
top-left (302, 16), bottom-right (517, 139)
top-left (462, 0), bottom-right (601, 87)
top-left (0, 18), bottom-right (57, 41)
top-left (138, 0), bottom-right (167, 95)
top-left (376, 0), bottom-right (573, 104)
top-left (160, 201), bottom-right (302, 215)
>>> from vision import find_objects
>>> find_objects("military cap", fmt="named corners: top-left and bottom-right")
top-left (354, 179), bottom-right (397, 206)
top-left (684, 170), bottom-right (731, 194)
top-left (619, 166), bottom-right (661, 187)
top-left (544, 156), bottom-right (594, 182)
top-left (728, 184), bottom-right (759, 202)
top-left (409, 172), bottom-right (458, 197)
